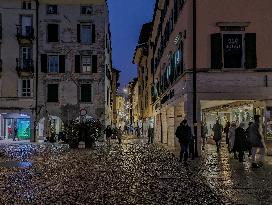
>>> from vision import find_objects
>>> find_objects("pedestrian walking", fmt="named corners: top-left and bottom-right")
top-left (175, 119), bottom-right (192, 165)
top-left (116, 126), bottom-right (123, 144)
top-left (224, 121), bottom-right (230, 148)
top-left (148, 126), bottom-right (154, 144)
top-left (246, 122), bottom-right (253, 157)
top-left (212, 120), bottom-right (223, 152)
top-left (201, 122), bottom-right (208, 150)
top-left (13, 126), bottom-right (18, 141)
top-left (136, 126), bottom-right (141, 138)
top-left (229, 122), bottom-right (238, 158)
top-left (104, 125), bottom-right (112, 147)
top-left (249, 115), bottom-right (266, 168)
top-left (234, 122), bottom-right (247, 162)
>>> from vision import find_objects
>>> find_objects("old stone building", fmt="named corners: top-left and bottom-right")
top-left (0, 0), bottom-right (37, 141)
top-left (111, 68), bottom-right (120, 126)
top-left (133, 22), bottom-right (153, 137)
top-left (148, 0), bottom-right (272, 154)
top-left (0, 0), bottom-right (112, 141)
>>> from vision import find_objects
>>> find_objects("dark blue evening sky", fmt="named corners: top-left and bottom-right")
top-left (108, 0), bottom-right (156, 89)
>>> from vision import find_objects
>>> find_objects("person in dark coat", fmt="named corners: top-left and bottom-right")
top-left (234, 122), bottom-right (247, 162)
top-left (212, 120), bottom-right (223, 152)
top-left (249, 115), bottom-right (266, 168)
top-left (175, 119), bottom-right (192, 165)
top-left (246, 122), bottom-right (253, 157)
top-left (224, 121), bottom-right (230, 148)
top-left (104, 125), bottom-right (112, 147)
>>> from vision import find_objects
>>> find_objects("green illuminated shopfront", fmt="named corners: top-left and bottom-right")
top-left (0, 113), bottom-right (31, 140)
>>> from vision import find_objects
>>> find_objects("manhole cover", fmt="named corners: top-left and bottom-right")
top-left (0, 161), bottom-right (32, 168)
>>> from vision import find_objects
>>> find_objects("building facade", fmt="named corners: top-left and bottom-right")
top-left (149, 0), bottom-right (272, 154)
top-left (111, 68), bottom-right (120, 126)
top-left (0, 0), bottom-right (37, 141)
top-left (0, 0), bottom-right (112, 141)
top-left (133, 22), bottom-right (153, 137)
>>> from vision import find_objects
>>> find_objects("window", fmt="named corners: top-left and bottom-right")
top-left (81, 56), bottom-right (91, 72)
top-left (81, 6), bottom-right (93, 15)
top-left (22, 1), bottom-right (31, 10)
top-left (75, 55), bottom-right (97, 73)
top-left (80, 25), bottom-right (91, 44)
top-left (20, 47), bottom-right (32, 70)
top-left (47, 24), bottom-right (59, 42)
top-left (22, 79), bottom-right (31, 97)
top-left (77, 24), bottom-right (96, 43)
top-left (211, 32), bottom-right (256, 69)
top-left (47, 84), bottom-right (58, 102)
top-left (47, 5), bottom-right (58, 14)
top-left (81, 84), bottom-right (92, 102)
top-left (21, 16), bottom-right (33, 37)
top-left (223, 34), bottom-right (243, 68)
top-left (48, 55), bottom-right (59, 73)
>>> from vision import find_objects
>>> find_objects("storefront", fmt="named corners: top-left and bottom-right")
top-left (1, 113), bottom-right (31, 140)
top-left (201, 100), bottom-right (263, 137)
top-left (37, 116), bottom-right (63, 140)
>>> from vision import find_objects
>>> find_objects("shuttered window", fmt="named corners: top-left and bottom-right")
top-left (77, 24), bottom-right (96, 44)
top-left (47, 84), bottom-right (58, 102)
top-left (47, 24), bottom-right (59, 42)
top-left (81, 84), bottom-right (92, 102)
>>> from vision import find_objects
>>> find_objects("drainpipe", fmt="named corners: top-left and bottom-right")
top-left (34, 0), bottom-right (39, 142)
top-left (193, 0), bottom-right (198, 157)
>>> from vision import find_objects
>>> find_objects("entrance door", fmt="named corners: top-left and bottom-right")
top-left (4, 118), bottom-right (14, 139)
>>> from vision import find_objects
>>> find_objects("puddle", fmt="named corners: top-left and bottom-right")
top-left (0, 161), bottom-right (33, 168)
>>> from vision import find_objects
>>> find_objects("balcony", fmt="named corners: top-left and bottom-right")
top-left (16, 25), bottom-right (35, 44)
top-left (16, 59), bottom-right (34, 75)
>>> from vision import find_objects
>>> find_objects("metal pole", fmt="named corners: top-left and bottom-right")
top-left (34, 0), bottom-right (39, 142)
top-left (193, 0), bottom-right (198, 157)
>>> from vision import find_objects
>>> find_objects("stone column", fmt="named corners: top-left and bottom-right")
top-left (161, 107), bottom-right (168, 144)
top-left (167, 106), bottom-right (175, 148)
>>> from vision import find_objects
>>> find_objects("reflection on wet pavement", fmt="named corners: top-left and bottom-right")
top-left (0, 137), bottom-right (225, 204)
top-left (190, 143), bottom-right (272, 205)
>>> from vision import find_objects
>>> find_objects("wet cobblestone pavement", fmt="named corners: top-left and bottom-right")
top-left (189, 142), bottom-right (272, 205)
top-left (0, 136), bottom-right (225, 205)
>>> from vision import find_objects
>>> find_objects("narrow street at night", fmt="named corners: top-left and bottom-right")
top-left (0, 136), bottom-right (228, 205)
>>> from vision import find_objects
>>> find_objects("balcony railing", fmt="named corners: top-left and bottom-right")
top-left (16, 25), bottom-right (35, 41)
top-left (16, 58), bottom-right (34, 72)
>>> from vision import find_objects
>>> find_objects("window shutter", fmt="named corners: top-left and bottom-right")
top-left (77, 24), bottom-right (81, 43)
top-left (211, 33), bottom-right (222, 69)
top-left (41, 54), bottom-right (47, 73)
top-left (92, 55), bottom-right (97, 73)
top-left (59, 55), bottom-right (65, 73)
top-left (245, 33), bottom-right (257, 69)
top-left (75, 55), bottom-right (81, 73)
top-left (92, 24), bottom-right (96, 43)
